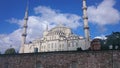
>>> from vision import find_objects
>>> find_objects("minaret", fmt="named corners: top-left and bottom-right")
top-left (19, 4), bottom-right (29, 53)
top-left (82, 0), bottom-right (90, 49)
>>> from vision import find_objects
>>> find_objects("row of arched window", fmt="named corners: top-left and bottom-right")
top-left (33, 41), bottom-right (79, 52)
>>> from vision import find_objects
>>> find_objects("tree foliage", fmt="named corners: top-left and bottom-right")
top-left (4, 48), bottom-right (16, 54)
top-left (105, 32), bottom-right (120, 49)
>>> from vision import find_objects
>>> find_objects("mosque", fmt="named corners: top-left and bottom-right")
top-left (1, 1), bottom-right (120, 68)
top-left (19, 0), bottom-right (90, 53)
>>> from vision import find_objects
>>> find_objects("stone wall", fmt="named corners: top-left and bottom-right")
top-left (0, 50), bottom-right (120, 68)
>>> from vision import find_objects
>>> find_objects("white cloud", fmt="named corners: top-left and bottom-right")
top-left (0, 29), bottom-right (22, 53)
top-left (88, 0), bottom-right (120, 25)
top-left (0, 6), bottom-right (82, 53)
top-left (6, 18), bottom-right (23, 26)
top-left (34, 6), bottom-right (82, 29)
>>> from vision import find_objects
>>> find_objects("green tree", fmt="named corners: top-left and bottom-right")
top-left (100, 39), bottom-right (109, 50)
top-left (4, 48), bottom-right (16, 54)
top-left (105, 32), bottom-right (120, 49)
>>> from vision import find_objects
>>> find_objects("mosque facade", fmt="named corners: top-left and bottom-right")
top-left (21, 25), bottom-right (87, 53)
top-left (19, 0), bottom-right (90, 53)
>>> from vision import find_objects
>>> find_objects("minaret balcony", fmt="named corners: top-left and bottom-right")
top-left (24, 17), bottom-right (28, 20)
top-left (84, 27), bottom-right (89, 29)
top-left (82, 7), bottom-right (87, 10)
top-left (23, 25), bottom-right (28, 28)
top-left (82, 16), bottom-right (88, 19)
top-left (22, 33), bottom-right (27, 36)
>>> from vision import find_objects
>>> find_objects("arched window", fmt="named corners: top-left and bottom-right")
top-left (70, 61), bottom-right (78, 68)
top-left (34, 48), bottom-right (38, 53)
top-left (70, 42), bottom-right (73, 47)
top-left (51, 43), bottom-right (53, 48)
top-left (76, 42), bottom-right (78, 47)
top-left (36, 62), bottom-right (43, 68)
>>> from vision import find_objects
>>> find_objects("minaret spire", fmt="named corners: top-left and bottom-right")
top-left (82, 0), bottom-right (90, 49)
top-left (19, 1), bottom-right (29, 53)
top-left (22, 3), bottom-right (28, 44)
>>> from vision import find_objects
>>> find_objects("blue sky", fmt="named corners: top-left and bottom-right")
top-left (0, 0), bottom-right (120, 52)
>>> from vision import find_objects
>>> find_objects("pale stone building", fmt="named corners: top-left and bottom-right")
top-left (22, 25), bottom-right (86, 53)
top-left (19, 0), bottom-right (90, 53)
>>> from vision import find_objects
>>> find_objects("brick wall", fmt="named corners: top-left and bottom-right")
top-left (0, 50), bottom-right (120, 68)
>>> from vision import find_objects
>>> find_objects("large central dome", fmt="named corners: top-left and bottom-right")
top-left (46, 25), bottom-right (72, 36)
